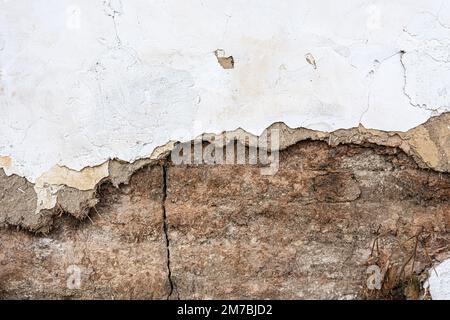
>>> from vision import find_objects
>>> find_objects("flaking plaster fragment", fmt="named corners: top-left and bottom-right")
top-left (33, 162), bottom-right (109, 214)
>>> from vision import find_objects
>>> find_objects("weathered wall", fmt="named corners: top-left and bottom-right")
top-left (2, 0), bottom-right (450, 182)
top-left (1, 141), bottom-right (450, 299)
top-left (1, 0), bottom-right (450, 299)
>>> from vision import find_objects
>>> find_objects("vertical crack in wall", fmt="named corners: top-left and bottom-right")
top-left (103, 0), bottom-right (123, 46)
top-left (161, 162), bottom-right (176, 299)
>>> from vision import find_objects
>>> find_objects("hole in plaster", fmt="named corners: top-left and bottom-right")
top-left (214, 49), bottom-right (234, 69)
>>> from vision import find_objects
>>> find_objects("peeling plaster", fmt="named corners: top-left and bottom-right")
top-left (33, 162), bottom-right (109, 214)
top-left (0, 112), bottom-right (449, 232)
top-left (1, 1), bottom-right (450, 220)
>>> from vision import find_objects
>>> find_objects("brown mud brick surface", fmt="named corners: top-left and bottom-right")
top-left (166, 141), bottom-right (450, 299)
top-left (0, 165), bottom-right (170, 299)
top-left (1, 141), bottom-right (450, 299)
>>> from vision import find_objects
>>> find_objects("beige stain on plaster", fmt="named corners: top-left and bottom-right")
top-left (406, 126), bottom-right (441, 169)
top-left (0, 156), bottom-right (12, 170)
top-left (232, 38), bottom-right (285, 98)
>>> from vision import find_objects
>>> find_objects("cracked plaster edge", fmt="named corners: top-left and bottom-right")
top-left (0, 112), bottom-right (449, 227)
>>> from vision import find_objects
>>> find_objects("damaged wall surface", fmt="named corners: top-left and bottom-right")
top-left (1, 0), bottom-right (450, 299)
top-left (2, 141), bottom-right (450, 299)
top-left (2, 0), bottom-right (450, 183)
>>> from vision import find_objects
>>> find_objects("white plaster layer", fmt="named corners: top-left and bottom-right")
top-left (429, 259), bottom-right (450, 300)
top-left (1, 0), bottom-right (450, 182)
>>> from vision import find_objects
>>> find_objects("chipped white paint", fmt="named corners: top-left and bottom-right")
top-left (1, 0), bottom-right (450, 186)
top-left (428, 259), bottom-right (450, 300)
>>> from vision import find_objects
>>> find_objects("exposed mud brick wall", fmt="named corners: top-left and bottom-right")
top-left (167, 142), bottom-right (450, 299)
top-left (1, 141), bottom-right (449, 299)
top-left (0, 166), bottom-right (170, 299)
